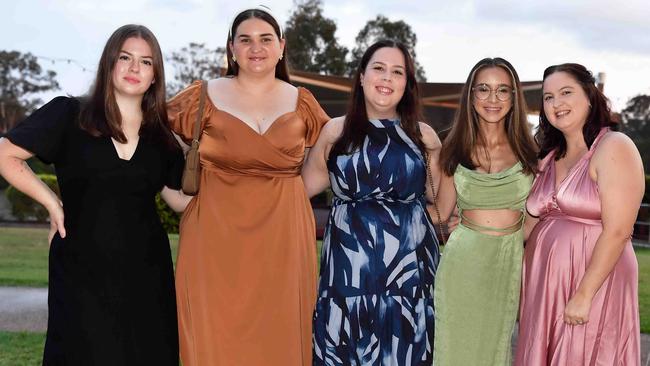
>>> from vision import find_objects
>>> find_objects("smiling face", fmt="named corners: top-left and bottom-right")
top-left (111, 37), bottom-right (154, 99)
top-left (230, 17), bottom-right (285, 76)
top-left (471, 66), bottom-right (513, 125)
top-left (360, 47), bottom-right (407, 119)
top-left (542, 71), bottom-right (591, 134)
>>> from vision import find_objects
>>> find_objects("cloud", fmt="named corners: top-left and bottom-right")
top-left (2, 0), bottom-right (649, 111)
top-left (474, 0), bottom-right (650, 54)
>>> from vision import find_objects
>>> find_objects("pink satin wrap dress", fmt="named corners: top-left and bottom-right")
top-left (516, 128), bottom-right (640, 365)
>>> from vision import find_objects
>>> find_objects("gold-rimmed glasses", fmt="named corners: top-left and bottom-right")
top-left (472, 84), bottom-right (515, 101)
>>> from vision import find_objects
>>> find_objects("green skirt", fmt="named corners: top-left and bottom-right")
top-left (433, 223), bottom-right (523, 366)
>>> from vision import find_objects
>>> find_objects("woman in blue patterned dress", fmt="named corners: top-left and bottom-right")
top-left (302, 40), bottom-right (442, 366)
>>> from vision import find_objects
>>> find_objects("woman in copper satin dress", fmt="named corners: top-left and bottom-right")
top-left (166, 7), bottom-right (329, 366)
top-left (516, 63), bottom-right (644, 365)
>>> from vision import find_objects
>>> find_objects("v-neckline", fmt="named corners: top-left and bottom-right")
top-left (551, 128), bottom-right (608, 192)
top-left (110, 137), bottom-right (140, 162)
top-left (206, 86), bottom-right (302, 137)
top-left (552, 151), bottom-right (589, 193)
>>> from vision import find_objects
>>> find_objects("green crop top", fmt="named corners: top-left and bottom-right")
top-left (454, 162), bottom-right (533, 233)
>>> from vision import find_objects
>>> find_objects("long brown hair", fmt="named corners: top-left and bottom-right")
top-left (330, 39), bottom-right (426, 157)
top-left (440, 57), bottom-right (537, 175)
top-left (226, 8), bottom-right (290, 83)
top-left (79, 24), bottom-right (176, 148)
top-left (536, 63), bottom-right (617, 160)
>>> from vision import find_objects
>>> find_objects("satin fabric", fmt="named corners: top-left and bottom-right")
top-left (516, 128), bottom-right (640, 366)
top-left (167, 81), bottom-right (329, 366)
top-left (434, 163), bottom-right (533, 366)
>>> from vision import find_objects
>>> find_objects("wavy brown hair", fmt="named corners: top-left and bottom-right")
top-left (226, 8), bottom-right (290, 83)
top-left (79, 24), bottom-right (176, 148)
top-left (536, 63), bottom-right (617, 160)
top-left (330, 39), bottom-right (426, 157)
top-left (440, 57), bottom-right (537, 176)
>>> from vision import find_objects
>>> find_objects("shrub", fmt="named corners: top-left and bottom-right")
top-left (6, 174), bottom-right (181, 233)
top-left (156, 194), bottom-right (180, 234)
top-left (27, 157), bottom-right (55, 175)
top-left (5, 174), bottom-right (59, 221)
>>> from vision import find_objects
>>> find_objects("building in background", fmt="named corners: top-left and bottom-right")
top-left (291, 69), bottom-right (544, 133)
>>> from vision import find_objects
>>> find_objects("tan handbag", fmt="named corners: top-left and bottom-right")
top-left (424, 151), bottom-right (447, 244)
top-left (181, 80), bottom-right (207, 195)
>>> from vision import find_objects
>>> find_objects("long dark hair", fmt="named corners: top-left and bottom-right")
top-left (79, 24), bottom-right (176, 148)
top-left (536, 63), bottom-right (617, 160)
top-left (226, 8), bottom-right (290, 83)
top-left (440, 57), bottom-right (537, 175)
top-left (330, 39), bottom-right (426, 157)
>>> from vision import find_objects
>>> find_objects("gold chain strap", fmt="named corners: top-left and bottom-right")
top-left (424, 151), bottom-right (447, 244)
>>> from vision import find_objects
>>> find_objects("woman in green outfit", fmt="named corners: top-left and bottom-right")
top-left (433, 58), bottom-right (538, 365)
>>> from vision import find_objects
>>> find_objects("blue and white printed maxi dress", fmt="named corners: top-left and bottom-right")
top-left (313, 118), bottom-right (440, 366)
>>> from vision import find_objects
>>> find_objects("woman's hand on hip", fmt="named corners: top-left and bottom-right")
top-left (46, 198), bottom-right (65, 244)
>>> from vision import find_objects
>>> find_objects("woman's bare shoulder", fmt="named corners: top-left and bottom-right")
top-left (418, 122), bottom-right (442, 150)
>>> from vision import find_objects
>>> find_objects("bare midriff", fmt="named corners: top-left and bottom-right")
top-left (460, 208), bottom-right (523, 236)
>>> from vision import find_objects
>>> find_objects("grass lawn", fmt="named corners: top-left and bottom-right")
top-left (0, 227), bottom-right (179, 287)
top-left (0, 331), bottom-right (45, 365)
top-left (637, 248), bottom-right (650, 333)
top-left (0, 227), bottom-right (50, 287)
top-left (0, 227), bottom-right (648, 363)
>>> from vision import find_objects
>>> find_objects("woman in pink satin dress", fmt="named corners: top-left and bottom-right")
top-left (516, 63), bottom-right (644, 365)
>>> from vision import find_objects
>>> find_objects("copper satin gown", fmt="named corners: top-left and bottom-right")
top-left (516, 128), bottom-right (640, 365)
top-left (167, 81), bottom-right (329, 366)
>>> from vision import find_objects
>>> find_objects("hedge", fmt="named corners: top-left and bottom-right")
top-left (156, 194), bottom-right (180, 234)
top-left (5, 175), bottom-right (180, 233)
top-left (5, 174), bottom-right (59, 221)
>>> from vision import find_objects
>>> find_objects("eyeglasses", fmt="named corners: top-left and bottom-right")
top-left (471, 84), bottom-right (515, 101)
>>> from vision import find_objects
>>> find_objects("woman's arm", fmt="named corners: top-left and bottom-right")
top-left (302, 117), bottom-right (343, 198)
top-left (523, 213), bottom-right (540, 241)
top-left (564, 132), bottom-right (645, 326)
top-left (436, 168), bottom-right (458, 223)
top-left (0, 138), bottom-right (65, 242)
top-left (419, 123), bottom-right (442, 205)
top-left (160, 187), bottom-right (193, 213)
top-left (173, 132), bottom-right (190, 154)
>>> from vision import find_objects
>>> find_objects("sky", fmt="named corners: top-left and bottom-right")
top-left (3, 0), bottom-right (650, 112)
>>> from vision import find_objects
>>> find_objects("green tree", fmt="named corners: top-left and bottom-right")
top-left (0, 51), bottom-right (59, 133)
top-left (621, 94), bottom-right (650, 173)
top-left (165, 43), bottom-right (225, 97)
top-left (284, 0), bottom-right (348, 75)
top-left (349, 15), bottom-right (426, 81)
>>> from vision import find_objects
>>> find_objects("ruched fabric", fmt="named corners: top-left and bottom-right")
top-left (434, 162), bottom-right (533, 366)
top-left (167, 81), bottom-right (329, 366)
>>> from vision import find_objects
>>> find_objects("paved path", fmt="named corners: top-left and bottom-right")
top-left (1, 286), bottom-right (649, 365)
top-left (0, 286), bottom-right (48, 332)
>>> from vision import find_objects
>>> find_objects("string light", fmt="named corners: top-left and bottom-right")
top-left (33, 55), bottom-right (94, 73)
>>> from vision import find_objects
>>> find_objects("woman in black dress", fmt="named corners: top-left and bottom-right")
top-left (0, 24), bottom-right (188, 365)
